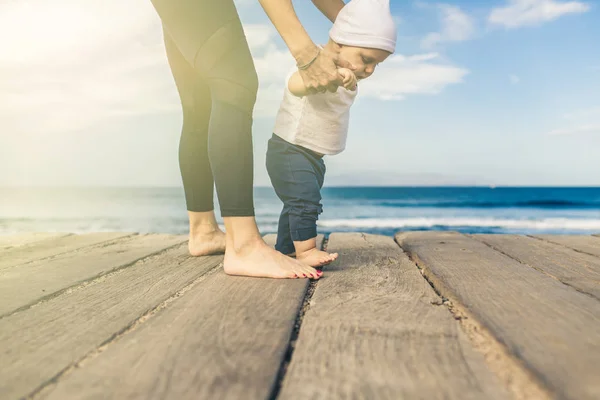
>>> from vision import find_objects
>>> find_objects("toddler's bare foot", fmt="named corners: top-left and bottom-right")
top-left (296, 248), bottom-right (338, 267)
top-left (224, 239), bottom-right (322, 279)
top-left (188, 230), bottom-right (226, 256)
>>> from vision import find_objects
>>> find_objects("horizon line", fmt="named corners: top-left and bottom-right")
top-left (1, 185), bottom-right (600, 189)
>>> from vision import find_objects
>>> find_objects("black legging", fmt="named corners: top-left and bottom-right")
top-left (151, 0), bottom-right (258, 216)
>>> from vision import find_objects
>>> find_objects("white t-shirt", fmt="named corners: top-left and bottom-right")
top-left (273, 67), bottom-right (358, 155)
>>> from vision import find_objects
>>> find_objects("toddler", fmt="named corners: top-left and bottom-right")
top-left (266, 0), bottom-right (396, 267)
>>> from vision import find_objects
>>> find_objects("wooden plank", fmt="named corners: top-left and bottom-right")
top-left (38, 236), bottom-right (312, 400)
top-left (396, 231), bottom-right (600, 400)
top-left (0, 232), bottom-right (134, 270)
top-left (531, 235), bottom-right (600, 258)
top-left (0, 234), bottom-right (186, 317)
top-left (279, 233), bottom-right (509, 400)
top-left (0, 233), bottom-right (70, 250)
top-left (0, 245), bottom-right (222, 400)
top-left (474, 234), bottom-right (600, 300)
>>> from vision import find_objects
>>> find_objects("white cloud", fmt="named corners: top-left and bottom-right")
top-left (549, 106), bottom-right (600, 136)
top-left (0, 0), bottom-right (178, 135)
top-left (489, 0), bottom-right (590, 28)
top-left (0, 2), bottom-right (468, 130)
top-left (245, 24), bottom-right (469, 115)
top-left (421, 4), bottom-right (475, 49)
top-left (244, 24), bottom-right (280, 52)
top-left (510, 74), bottom-right (520, 84)
top-left (563, 106), bottom-right (600, 120)
top-left (547, 125), bottom-right (600, 135)
top-left (358, 53), bottom-right (469, 100)
top-left (242, 25), bottom-right (295, 118)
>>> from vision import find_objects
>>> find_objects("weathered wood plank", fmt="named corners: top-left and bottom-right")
top-left (0, 232), bottom-right (134, 270)
top-left (0, 244), bottom-right (222, 400)
top-left (279, 233), bottom-right (509, 400)
top-left (396, 231), bottom-right (600, 400)
top-left (0, 234), bottom-right (186, 317)
top-left (0, 233), bottom-right (70, 250)
top-left (531, 235), bottom-right (600, 258)
top-left (38, 236), bottom-right (312, 400)
top-left (474, 234), bottom-right (600, 300)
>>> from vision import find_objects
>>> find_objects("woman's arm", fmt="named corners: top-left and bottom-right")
top-left (258, 0), bottom-right (353, 93)
top-left (257, 0), bottom-right (316, 66)
top-left (311, 0), bottom-right (345, 23)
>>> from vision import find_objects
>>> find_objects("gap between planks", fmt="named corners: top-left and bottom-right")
top-left (28, 263), bottom-right (224, 400)
top-left (395, 236), bottom-right (552, 400)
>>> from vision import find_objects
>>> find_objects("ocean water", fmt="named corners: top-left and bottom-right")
top-left (1, 187), bottom-right (599, 236)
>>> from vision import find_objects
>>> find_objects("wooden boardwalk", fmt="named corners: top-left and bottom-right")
top-left (1, 232), bottom-right (599, 400)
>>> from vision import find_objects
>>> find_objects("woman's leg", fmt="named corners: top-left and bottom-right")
top-left (152, 0), bottom-right (321, 278)
top-left (163, 32), bottom-right (226, 256)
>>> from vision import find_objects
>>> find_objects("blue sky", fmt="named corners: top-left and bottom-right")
top-left (1, 0), bottom-right (599, 187)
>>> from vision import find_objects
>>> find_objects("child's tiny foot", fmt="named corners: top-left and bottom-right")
top-left (296, 248), bottom-right (338, 267)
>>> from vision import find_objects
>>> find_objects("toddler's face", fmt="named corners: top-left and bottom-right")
top-left (339, 45), bottom-right (390, 80)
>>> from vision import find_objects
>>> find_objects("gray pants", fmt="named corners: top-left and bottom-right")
top-left (266, 134), bottom-right (326, 254)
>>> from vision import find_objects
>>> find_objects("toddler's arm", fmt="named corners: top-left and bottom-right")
top-left (288, 68), bottom-right (356, 97)
top-left (338, 68), bottom-right (357, 91)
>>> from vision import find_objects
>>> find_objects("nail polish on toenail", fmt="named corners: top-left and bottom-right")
top-left (302, 274), bottom-right (306, 277)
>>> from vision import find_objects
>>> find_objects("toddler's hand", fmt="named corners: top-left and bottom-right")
top-left (338, 68), bottom-right (357, 91)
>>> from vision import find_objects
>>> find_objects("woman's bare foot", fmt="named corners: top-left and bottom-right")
top-left (187, 210), bottom-right (226, 256)
top-left (224, 238), bottom-right (322, 279)
top-left (296, 247), bottom-right (338, 267)
top-left (189, 230), bottom-right (226, 256)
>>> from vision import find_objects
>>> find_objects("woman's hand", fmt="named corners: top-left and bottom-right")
top-left (297, 45), bottom-right (355, 94)
top-left (257, 0), bottom-right (354, 93)
top-left (338, 68), bottom-right (357, 91)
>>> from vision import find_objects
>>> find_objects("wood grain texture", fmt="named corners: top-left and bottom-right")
top-left (38, 238), bottom-right (312, 400)
top-left (397, 231), bottom-right (600, 400)
top-left (0, 233), bottom-right (70, 250)
top-left (0, 244), bottom-right (222, 400)
top-left (0, 234), bottom-right (186, 317)
top-left (0, 232), bottom-right (134, 270)
top-left (279, 233), bottom-right (509, 400)
top-left (474, 234), bottom-right (600, 299)
top-left (531, 235), bottom-right (600, 258)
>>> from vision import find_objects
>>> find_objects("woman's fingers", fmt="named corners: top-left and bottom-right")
top-left (299, 48), bottom-right (345, 93)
